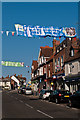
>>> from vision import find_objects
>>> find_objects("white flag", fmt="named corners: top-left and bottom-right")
top-left (6, 31), bottom-right (9, 36)
top-left (1, 31), bottom-right (3, 34)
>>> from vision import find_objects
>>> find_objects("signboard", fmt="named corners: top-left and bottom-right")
top-left (15, 24), bottom-right (76, 38)
top-left (1, 61), bottom-right (24, 67)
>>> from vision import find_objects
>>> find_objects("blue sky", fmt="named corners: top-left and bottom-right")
top-left (2, 2), bottom-right (78, 82)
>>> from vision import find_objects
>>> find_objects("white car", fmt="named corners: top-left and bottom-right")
top-left (39, 90), bottom-right (53, 99)
top-left (25, 87), bottom-right (33, 95)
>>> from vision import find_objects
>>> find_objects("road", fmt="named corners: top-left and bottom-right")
top-left (2, 90), bottom-right (80, 120)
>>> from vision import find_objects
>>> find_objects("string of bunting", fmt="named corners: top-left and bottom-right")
top-left (0, 30), bottom-right (62, 39)
top-left (0, 31), bottom-right (15, 36)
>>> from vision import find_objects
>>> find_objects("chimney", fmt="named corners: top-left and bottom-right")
top-left (20, 74), bottom-right (22, 77)
top-left (53, 39), bottom-right (60, 54)
top-left (14, 74), bottom-right (16, 76)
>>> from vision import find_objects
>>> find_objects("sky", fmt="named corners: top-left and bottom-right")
top-left (1, 2), bottom-right (78, 82)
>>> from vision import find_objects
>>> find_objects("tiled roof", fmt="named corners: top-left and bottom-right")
top-left (32, 60), bottom-right (38, 73)
top-left (65, 51), bottom-right (80, 63)
top-left (40, 46), bottom-right (53, 57)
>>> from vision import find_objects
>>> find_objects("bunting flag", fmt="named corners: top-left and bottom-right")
top-left (6, 31), bottom-right (9, 36)
top-left (26, 66), bottom-right (29, 67)
top-left (12, 32), bottom-right (14, 36)
top-left (1, 31), bottom-right (3, 34)
top-left (59, 37), bottom-right (61, 39)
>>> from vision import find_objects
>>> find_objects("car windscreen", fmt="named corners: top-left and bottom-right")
top-left (26, 88), bottom-right (32, 90)
top-left (60, 91), bottom-right (71, 94)
top-left (45, 90), bottom-right (51, 93)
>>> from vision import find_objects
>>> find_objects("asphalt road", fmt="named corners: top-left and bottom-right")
top-left (2, 90), bottom-right (80, 120)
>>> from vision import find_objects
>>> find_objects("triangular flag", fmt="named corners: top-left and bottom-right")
top-left (74, 37), bottom-right (76, 40)
top-left (26, 66), bottom-right (29, 67)
top-left (6, 31), bottom-right (9, 36)
top-left (59, 37), bottom-right (61, 39)
top-left (1, 31), bottom-right (3, 34)
top-left (12, 32), bottom-right (14, 36)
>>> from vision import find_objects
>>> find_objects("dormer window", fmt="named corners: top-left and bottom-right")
top-left (60, 47), bottom-right (62, 50)
top-left (57, 49), bottom-right (59, 53)
top-left (63, 44), bottom-right (65, 48)
top-left (69, 38), bottom-right (71, 40)
top-left (70, 47), bottom-right (74, 57)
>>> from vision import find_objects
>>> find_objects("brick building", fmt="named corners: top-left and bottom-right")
top-left (31, 46), bottom-right (53, 90)
top-left (65, 38), bottom-right (80, 93)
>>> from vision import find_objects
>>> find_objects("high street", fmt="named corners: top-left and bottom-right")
top-left (2, 90), bottom-right (80, 119)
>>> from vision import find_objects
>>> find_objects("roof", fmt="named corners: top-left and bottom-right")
top-left (65, 51), bottom-right (80, 63)
top-left (32, 60), bottom-right (38, 73)
top-left (40, 46), bottom-right (53, 57)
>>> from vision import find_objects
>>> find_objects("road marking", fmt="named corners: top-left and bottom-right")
top-left (72, 108), bottom-right (79, 111)
top-left (19, 100), bottom-right (23, 103)
top-left (25, 103), bottom-right (33, 109)
top-left (37, 110), bottom-right (53, 119)
top-left (15, 98), bottom-right (18, 100)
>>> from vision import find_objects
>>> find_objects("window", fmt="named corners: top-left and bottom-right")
top-left (49, 70), bottom-right (50, 77)
top-left (61, 56), bottom-right (63, 69)
top-left (58, 58), bottom-right (60, 70)
top-left (55, 59), bottom-right (57, 72)
top-left (70, 47), bottom-right (74, 57)
top-left (69, 63), bottom-right (72, 73)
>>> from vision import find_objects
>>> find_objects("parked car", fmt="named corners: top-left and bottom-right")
top-left (25, 87), bottom-right (33, 95)
top-left (4, 85), bottom-right (10, 90)
top-left (39, 89), bottom-right (53, 99)
top-left (49, 90), bottom-right (72, 104)
top-left (18, 87), bottom-right (26, 94)
top-left (69, 91), bottom-right (80, 107)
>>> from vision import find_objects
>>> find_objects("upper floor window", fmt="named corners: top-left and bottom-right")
top-left (55, 59), bottom-right (57, 72)
top-left (61, 56), bottom-right (63, 69)
top-left (32, 66), bottom-right (34, 69)
top-left (70, 47), bottom-right (74, 57)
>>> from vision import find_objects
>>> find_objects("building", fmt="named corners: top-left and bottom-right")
top-left (65, 38), bottom-right (80, 93)
top-left (10, 74), bottom-right (26, 89)
top-left (31, 46), bottom-right (53, 90)
top-left (0, 75), bottom-right (11, 90)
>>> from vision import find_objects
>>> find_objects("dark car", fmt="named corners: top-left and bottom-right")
top-left (18, 87), bottom-right (26, 94)
top-left (49, 90), bottom-right (72, 104)
top-left (39, 89), bottom-right (53, 99)
top-left (69, 91), bottom-right (80, 107)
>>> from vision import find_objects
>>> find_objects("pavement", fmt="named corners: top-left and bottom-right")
top-left (2, 90), bottom-right (80, 120)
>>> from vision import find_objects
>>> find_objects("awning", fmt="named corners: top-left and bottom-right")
top-left (65, 75), bottom-right (80, 82)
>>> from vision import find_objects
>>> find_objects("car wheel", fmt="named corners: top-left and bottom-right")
top-left (69, 100), bottom-right (72, 107)
top-left (55, 98), bottom-right (59, 104)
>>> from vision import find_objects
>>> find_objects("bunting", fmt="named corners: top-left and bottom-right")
top-left (0, 25), bottom-right (77, 39)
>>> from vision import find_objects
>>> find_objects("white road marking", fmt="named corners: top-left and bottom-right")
top-left (72, 108), bottom-right (79, 111)
top-left (25, 103), bottom-right (33, 109)
top-left (19, 100), bottom-right (23, 103)
top-left (37, 109), bottom-right (53, 119)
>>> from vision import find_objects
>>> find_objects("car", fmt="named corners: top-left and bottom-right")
top-left (48, 89), bottom-right (72, 104)
top-left (68, 91), bottom-right (80, 107)
top-left (39, 89), bottom-right (53, 100)
top-left (25, 87), bottom-right (33, 95)
top-left (4, 85), bottom-right (10, 90)
top-left (18, 87), bottom-right (26, 94)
